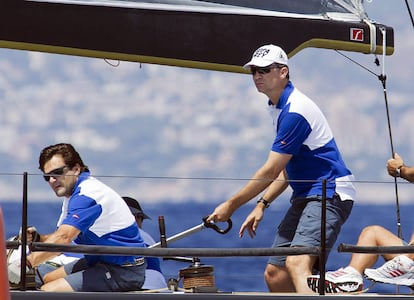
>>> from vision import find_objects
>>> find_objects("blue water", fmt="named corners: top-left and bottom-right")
top-left (2, 200), bottom-right (414, 294)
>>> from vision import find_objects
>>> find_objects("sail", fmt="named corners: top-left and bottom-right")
top-left (0, 0), bottom-right (393, 73)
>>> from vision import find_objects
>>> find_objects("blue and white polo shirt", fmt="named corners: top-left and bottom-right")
top-left (61, 171), bottom-right (145, 266)
top-left (268, 82), bottom-right (356, 201)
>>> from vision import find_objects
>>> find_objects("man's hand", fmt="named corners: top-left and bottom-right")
top-left (239, 206), bottom-right (265, 238)
top-left (206, 201), bottom-right (234, 223)
top-left (19, 226), bottom-right (40, 243)
top-left (28, 226), bottom-right (40, 242)
top-left (8, 259), bottom-right (31, 284)
top-left (387, 153), bottom-right (404, 177)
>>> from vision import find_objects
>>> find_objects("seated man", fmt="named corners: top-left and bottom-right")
top-left (8, 143), bottom-right (147, 292)
top-left (9, 197), bottom-right (167, 290)
top-left (308, 153), bottom-right (414, 293)
top-left (307, 225), bottom-right (414, 293)
top-left (122, 196), bottom-right (167, 290)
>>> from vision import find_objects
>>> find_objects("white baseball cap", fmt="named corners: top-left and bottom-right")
top-left (243, 44), bottom-right (288, 69)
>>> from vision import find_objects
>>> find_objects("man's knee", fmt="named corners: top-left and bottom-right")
top-left (362, 225), bottom-right (386, 234)
top-left (360, 225), bottom-right (388, 240)
top-left (265, 264), bottom-right (283, 280)
top-left (264, 264), bottom-right (294, 292)
top-left (264, 263), bottom-right (276, 276)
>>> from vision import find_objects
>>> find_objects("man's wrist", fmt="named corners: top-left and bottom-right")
top-left (396, 165), bottom-right (404, 178)
top-left (257, 196), bottom-right (270, 208)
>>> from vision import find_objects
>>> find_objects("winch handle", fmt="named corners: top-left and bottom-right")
top-left (202, 216), bottom-right (232, 234)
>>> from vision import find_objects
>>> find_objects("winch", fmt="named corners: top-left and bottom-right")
top-left (178, 258), bottom-right (217, 292)
top-left (154, 216), bottom-right (232, 293)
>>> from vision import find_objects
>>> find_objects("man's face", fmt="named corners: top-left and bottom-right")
top-left (250, 65), bottom-right (288, 96)
top-left (43, 154), bottom-right (79, 198)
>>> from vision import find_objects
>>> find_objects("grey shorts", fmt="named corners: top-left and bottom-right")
top-left (63, 258), bottom-right (146, 292)
top-left (35, 261), bottom-right (62, 287)
top-left (268, 194), bottom-right (353, 267)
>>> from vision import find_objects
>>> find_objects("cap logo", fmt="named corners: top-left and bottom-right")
top-left (253, 48), bottom-right (270, 58)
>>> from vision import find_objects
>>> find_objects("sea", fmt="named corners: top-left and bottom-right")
top-left (2, 200), bottom-right (414, 294)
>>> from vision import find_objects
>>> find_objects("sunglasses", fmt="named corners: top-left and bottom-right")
top-left (250, 65), bottom-right (273, 75)
top-left (43, 166), bottom-right (68, 182)
top-left (250, 64), bottom-right (284, 75)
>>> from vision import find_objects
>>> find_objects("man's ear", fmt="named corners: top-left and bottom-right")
top-left (73, 163), bottom-right (82, 176)
top-left (280, 66), bottom-right (289, 79)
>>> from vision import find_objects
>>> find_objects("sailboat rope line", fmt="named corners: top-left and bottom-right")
top-left (335, 29), bottom-right (402, 240)
top-left (404, 0), bottom-right (414, 28)
top-left (379, 27), bottom-right (402, 241)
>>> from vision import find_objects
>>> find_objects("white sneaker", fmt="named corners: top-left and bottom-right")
top-left (364, 255), bottom-right (414, 286)
top-left (307, 266), bottom-right (363, 293)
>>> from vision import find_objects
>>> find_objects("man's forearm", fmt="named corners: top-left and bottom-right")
top-left (261, 170), bottom-right (289, 205)
top-left (28, 225), bottom-right (79, 267)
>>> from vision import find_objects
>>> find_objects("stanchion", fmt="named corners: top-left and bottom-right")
top-left (0, 207), bottom-right (11, 300)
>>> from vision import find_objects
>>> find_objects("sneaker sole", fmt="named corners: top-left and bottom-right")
top-left (365, 269), bottom-right (414, 286)
top-left (308, 276), bottom-right (363, 293)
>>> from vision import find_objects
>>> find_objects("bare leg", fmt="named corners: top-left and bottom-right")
top-left (264, 264), bottom-right (295, 292)
top-left (286, 254), bottom-right (317, 293)
top-left (348, 225), bottom-right (404, 273)
top-left (41, 278), bottom-right (74, 291)
top-left (407, 233), bottom-right (414, 260)
top-left (39, 265), bottom-right (74, 291)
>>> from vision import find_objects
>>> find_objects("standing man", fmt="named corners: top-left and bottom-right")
top-left (207, 44), bottom-right (356, 293)
top-left (8, 143), bottom-right (147, 292)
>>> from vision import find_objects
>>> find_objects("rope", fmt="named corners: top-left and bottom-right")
top-left (404, 0), bottom-right (414, 28)
top-left (335, 27), bottom-right (403, 240)
top-left (378, 27), bottom-right (402, 240)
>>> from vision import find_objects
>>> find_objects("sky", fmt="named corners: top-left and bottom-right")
top-left (0, 0), bottom-right (413, 204)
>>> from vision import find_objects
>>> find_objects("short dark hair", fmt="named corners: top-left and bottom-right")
top-left (38, 143), bottom-right (89, 172)
top-left (274, 63), bottom-right (290, 80)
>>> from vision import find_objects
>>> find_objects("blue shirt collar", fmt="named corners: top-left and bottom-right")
top-left (71, 170), bottom-right (90, 194)
top-left (267, 81), bottom-right (294, 109)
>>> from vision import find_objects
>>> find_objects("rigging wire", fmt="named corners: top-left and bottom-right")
top-left (379, 26), bottom-right (402, 240)
top-left (404, 0), bottom-right (414, 28)
top-left (335, 29), bottom-right (403, 240)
